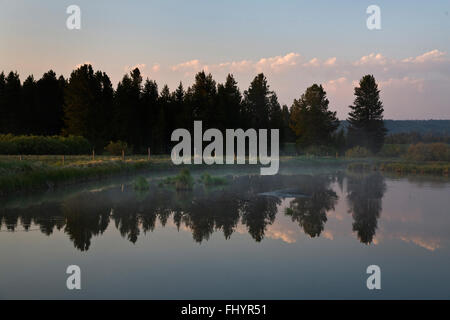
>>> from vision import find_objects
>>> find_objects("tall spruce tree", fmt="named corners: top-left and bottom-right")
top-left (242, 73), bottom-right (272, 130)
top-left (189, 71), bottom-right (217, 129)
top-left (347, 75), bottom-right (386, 153)
top-left (142, 79), bottom-right (159, 152)
top-left (114, 68), bottom-right (143, 151)
top-left (35, 70), bottom-right (65, 135)
top-left (217, 74), bottom-right (242, 130)
top-left (22, 75), bottom-right (37, 134)
top-left (64, 64), bottom-right (112, 148)
top-left (289, 84), bottom-right (339, 147)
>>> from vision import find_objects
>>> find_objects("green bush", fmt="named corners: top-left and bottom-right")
top-left (345, 146), bottom-right (371, 158)
top-left (104, 140), bottom-right (132, 156)
top-left (0, 135), bottom-right (91, 155)
top-left (133, 176), bottom-right (149, 190)
top-left (406, 143), bottom-right (450, 161)
top-left (159, 168), bottom-right (194, 190)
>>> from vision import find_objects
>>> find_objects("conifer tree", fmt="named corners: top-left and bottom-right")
top-left (347, 75), bottom-right (386, 153)
top-left (289, 84), bottom-right (339, 147)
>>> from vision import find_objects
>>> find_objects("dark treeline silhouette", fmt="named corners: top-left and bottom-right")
top-left (1, 65), bottom-right (387, 154)
top-left (0, 66), bottom-right (290, 153)
top-left (0, 172), bottom-right (384, 251)
top-left (0, 70), bottom-right (65, 136)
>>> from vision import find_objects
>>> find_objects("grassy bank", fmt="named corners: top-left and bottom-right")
top-left (0, 156), bottom-right (173, 197)
top-left (1, 154), bottom-right (449, 197)
top-left (347, 160), bottom-right (450, 175)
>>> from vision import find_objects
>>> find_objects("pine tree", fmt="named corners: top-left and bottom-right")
top-left (22, 75), bottom-right (37, 134)
top-left (1, 71), bottom-right (21, 134)
top-left (217, 74), bottom-right (242, 130)
top-left (242, 73), bottom-right (272, 130)
top-left (347, 75), bottom-right (387, 153)
top-left (35, 70), bottom-right (65, 135)
top-left (289, 84), bottom-right (339, 147)
top-left (189, 71), bottom-right (217, 128)
top-left (114, 68), bottom-right (143, 151)
top-left (64, 64), bottom-right (112, 148)
top-left (172, 82), bottom-right (187, 129)
top-left (142, 79), bottom-right (159, 151)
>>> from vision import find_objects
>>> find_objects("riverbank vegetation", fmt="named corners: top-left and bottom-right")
top-left (1, 66), bottom-right (449, 197)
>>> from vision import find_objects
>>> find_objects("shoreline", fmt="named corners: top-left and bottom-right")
top-left (1, 155), bottom-right (449, 197)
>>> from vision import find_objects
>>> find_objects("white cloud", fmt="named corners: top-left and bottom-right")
top-left (170, 59), bottom-right (202, 72)
top-left (151, 49), bottom-right (450, 118)
top-left (171, 53), bottom-right (301, 75)
top-left (255, 52), bottom-right (300, 71)
top-left (303, 57), bottom-right (320, 67)
top-left (402, 49), bottom-right (447, 63)
top-left (324, 57), bottom-right (337, 66)
top-left (353, 53), bottom-right (387, 66)
top-left (323, 77), bottom-right (348, 92)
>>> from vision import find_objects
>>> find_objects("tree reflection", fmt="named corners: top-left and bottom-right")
top-left (346, 172), bottom-right (386, 244)
top-left (1, 172), bottom-right (378, 251)
top-left (62, 193), bottom-right (111, 251)
top-left (285, 175), bottom-right (338, 237)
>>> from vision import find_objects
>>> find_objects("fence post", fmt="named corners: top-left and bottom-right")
top-left (92, 149), bottom-right (95, 161)
top-left (122, 149), bottom-right (125, 161)
top-left (148, 147), bottom-right (150, 161)
top-left (62, 155), bottom-right (65, 166)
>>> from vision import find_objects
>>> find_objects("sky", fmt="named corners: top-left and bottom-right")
top-left (1, 0), bottom-right (449, 119)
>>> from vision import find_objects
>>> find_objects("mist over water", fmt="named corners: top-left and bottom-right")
top-left (1, 168), bottom-right (450, 299)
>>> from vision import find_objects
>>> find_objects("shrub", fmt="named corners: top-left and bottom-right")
top-left (160, 168), bottom-right (194, 190)
top-left (104, 141), bottom-right (132, 156)
top-left (133, 176), bottom-right (149, 190)
top-left (406, 143), bottom-right (450, 161)
top-left (0, 134), bottom-right (91, 155)
top-left (345, 146), bottom-right (371, 158)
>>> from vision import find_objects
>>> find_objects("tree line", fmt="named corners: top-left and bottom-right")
top-left (0, 65), bottom-right (386, 154)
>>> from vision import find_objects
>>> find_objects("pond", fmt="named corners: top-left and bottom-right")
top-left (1, 168), bottom-right (449, 299)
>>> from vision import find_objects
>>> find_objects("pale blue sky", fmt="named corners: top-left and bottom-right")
top-left (1, 0), bottom-right (450, 119)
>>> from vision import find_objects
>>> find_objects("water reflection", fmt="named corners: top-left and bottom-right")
top-left (285, 175), bottom-right (338, 238)
top-left (346, 172), bottom-right (386, 244)
top-left (0, 172), bottom-right (410, 252)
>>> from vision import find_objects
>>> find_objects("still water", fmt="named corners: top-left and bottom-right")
top-left (1, 168), bottom-right (450, 299)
